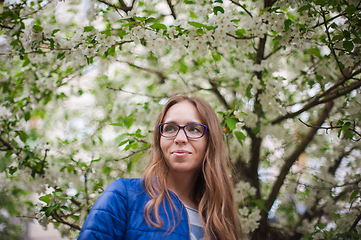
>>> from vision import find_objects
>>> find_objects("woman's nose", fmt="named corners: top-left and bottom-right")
top-left (174, 128), bottom-right (188, 143)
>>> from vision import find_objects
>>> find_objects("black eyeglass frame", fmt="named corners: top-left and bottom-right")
top-left (158, 123), bottom-right (208, 139)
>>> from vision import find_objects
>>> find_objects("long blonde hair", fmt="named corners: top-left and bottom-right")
top-left (143, 95), bottom-right (242, 240)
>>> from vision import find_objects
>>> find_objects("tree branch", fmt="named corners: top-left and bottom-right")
top-left (243, 126), bottom-right (262, 199)
top-left (265, 101), bottom-right (334, 212)
top-left (312, 11), bottom-right (348, 29)
top-left (328, 147), bottom-right (357, 175)
top-left (271, 74), bottom-right (361, 125)
top-left (208, 80), bottom-right (232, 110)
top-left (0, 24), bottom-right (14, 30)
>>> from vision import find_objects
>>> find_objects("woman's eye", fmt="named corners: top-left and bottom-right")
top-left (164, 125), bottom-right (176, 132)
top-left (188, 126), bottom-right (201, 132)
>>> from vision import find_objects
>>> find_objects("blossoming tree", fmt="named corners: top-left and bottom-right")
top-left (0, 0), bottom-right (360, 239)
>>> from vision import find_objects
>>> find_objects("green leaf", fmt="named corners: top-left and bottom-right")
top-left (22, 54), bottom-right (30, 67)
top-left (226, 118), bottom-right (238, 131)
top-left (32, 25), bottom-right (43, 32)
top-left (151, 23), bottom-right (167, 30)
top-left (213, 6), bottom-right (225, 15)
top-left (9, 166), bottom-right (17, 175)
top-left (350, 189), bottom-right (359, 201)
top-left (14, 71), bottom-right (24, 78)
top-left (235, 29), bottom-right (246, 37)
top-left (39, 193), bottom-right (52, 205)
top-left (115, 133), bottom-right (127, 142)
top-left (106, 46), bottom-right (116, 56)
top-left (91, 158), bottom-right (101, 163)
top-left (110, 123), bottom-right (123, 126)
top-left (314, 0), bottom-right (326, 6)
top-left (133, 16), bottom-right (146, 22)
top-left (119, 29), bottom-right (128, 38)
top-left (332, 34), bottom-right (344, 41)
top-left (66, 67), bottom-right (73, 74)
top-left (212, 52), bottom-right (221, 61)
top-left (343, 30), bottom-right (351, 40)
top-left (84, 26), bottom-right (95, 32)
top-left (24, 111), bottom-right (31, 121)
top-left (19, 131), bottom-right (29, 143)
top-left (131, 142), bottom-right (139, 150)
top-left (342, 122), bottom-right (351, 131)
top-left (188, 21), bottom-right (207, 29)
top-left (124, 115), bottom-right (133, 129)
top-left (10, 39), bottom-right (21, 48)
top-left (179, 63), bottom-right (188, 74)
top-left (353, 38), bottom-right (361, 44)
top-left (190, 11), bottom-right (198, 19)
top-left (297, 4), bottom-right (312, 12)
top-left (119, 139), bottom-right (129, 147)
top-left (284, 19), bottom-right (292, 31)
top-left (235, 131), bottom-right (246, 146)
top-left (145, 17), bottom-right (155, 23)
top-left (345, 6), bottom-right (356, 16)
top-left (343, 41), bottom-right (354, 52)
top-left (52, 29), bottom-right (60, 35)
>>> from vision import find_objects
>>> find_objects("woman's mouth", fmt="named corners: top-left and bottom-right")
top-left (172, 150), bottom-right (191, 156)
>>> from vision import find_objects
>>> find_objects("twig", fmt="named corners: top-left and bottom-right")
top-left (83, 167), bottom-right (90, 213)
top-left (298, 118), bottom-right (361, 141)
top-left (116, 60), bottom-right (168, 83)
top-left (22, 0), bottom-right (54, 18)
top-left (0, 24), bottom-right (14, 30)
top-left (349, 212), bottom-right (361, 231)
top-left (97, 0), bottom-right (132, 12)
top-left (312, 11), bottom-right (348, 29)
top-left (0, 136), bottom-right (14, 151)
top-left (166, 0), bottom-right (177, 19)
top-left (114, 147), bottom-right (150, 161)
top-left (40, 149), bottom-right (49, 174)
top-left (53, 210), bottom-right (81, 230)
top-left (226, 33), bottom-right (255, 40)
top-left (106, 86), bottom-right (165, 99)
top-left (320, 7), bottom-right (345, 78)
top-left (230, 0), bottom-right (253, 18)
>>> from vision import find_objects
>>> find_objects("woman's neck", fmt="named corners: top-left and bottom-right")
top-left (166, 172), bottom-right (199, 209)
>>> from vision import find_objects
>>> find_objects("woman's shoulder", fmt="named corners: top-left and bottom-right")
top-left (105, 177), bottom-right (144, 195)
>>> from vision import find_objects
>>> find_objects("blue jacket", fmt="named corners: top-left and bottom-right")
top-left (77, 178), bottom-right (190, 240)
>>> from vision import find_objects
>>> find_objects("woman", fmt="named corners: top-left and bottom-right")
top-left (78, 96), bottom-right (241, 240)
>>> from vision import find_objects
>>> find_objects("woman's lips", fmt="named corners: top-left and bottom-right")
top-left (172, 150), bottom-right (191, 156)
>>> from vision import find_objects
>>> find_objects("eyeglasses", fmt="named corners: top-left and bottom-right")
top-left (158, 123), bottom-right (208, 139)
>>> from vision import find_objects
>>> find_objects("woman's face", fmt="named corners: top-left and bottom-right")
top-left (160, 101), bottom-right (207, 176)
